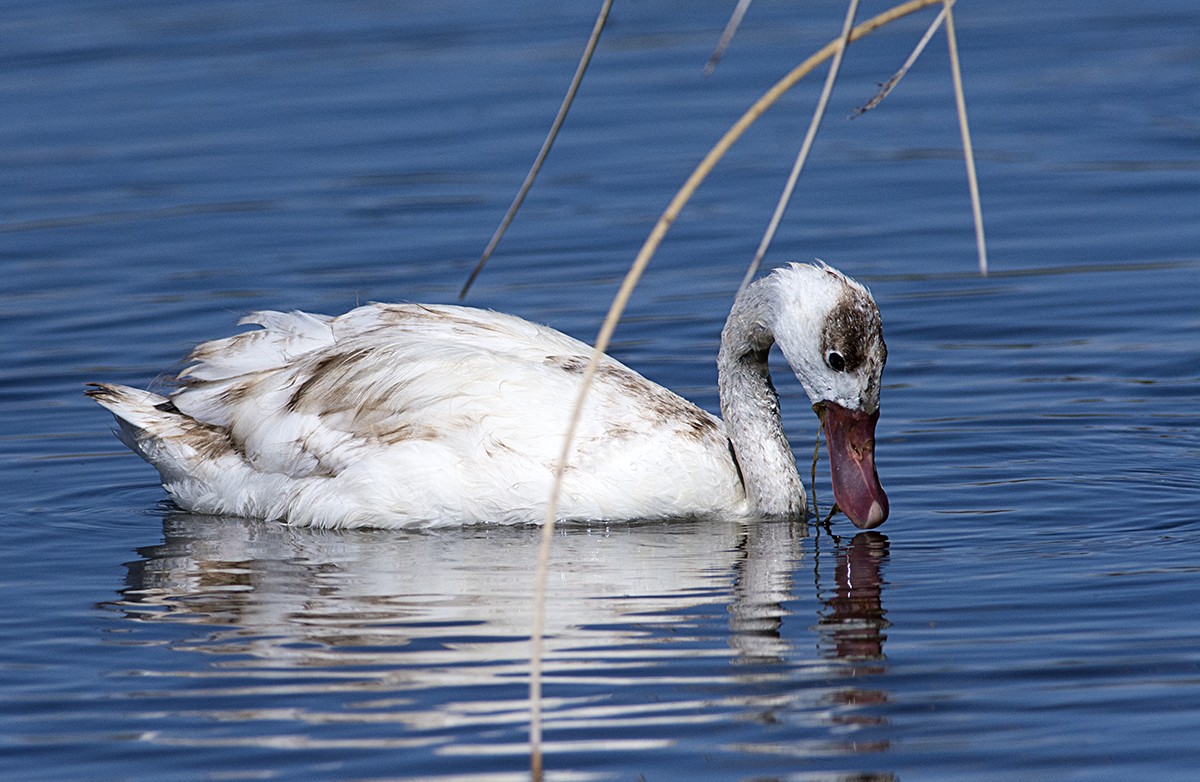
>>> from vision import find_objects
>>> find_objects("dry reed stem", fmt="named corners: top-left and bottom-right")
top-left (530, 1), bottom-right (953, 776)
top-left (942, 0), bottom-right (988, 276)
top-left (704, 0), bottom-right (755, 76)
top-left (853, 4), bottom-right (947, 117)
top-left (460, 0), bottom-right (613, 300)
top-left (738, 0), bottom-right (861, 296)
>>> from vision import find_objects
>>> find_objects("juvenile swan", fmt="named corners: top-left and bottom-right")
top-left (89, 263), bottom-right (888, 529)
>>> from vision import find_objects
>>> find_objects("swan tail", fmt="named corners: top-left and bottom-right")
top-left (86, 383), bottom-right (238, 484)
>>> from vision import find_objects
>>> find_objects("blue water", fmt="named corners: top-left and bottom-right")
top-left (2, 1), bottom-right (1199, 780)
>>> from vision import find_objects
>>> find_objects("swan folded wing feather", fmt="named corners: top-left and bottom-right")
top-left (165, 304), bottom-right (596, 481)
top-left (172, 301), bottom-right (662, 463)
top-left (182, 310), bottom-right (335, 382)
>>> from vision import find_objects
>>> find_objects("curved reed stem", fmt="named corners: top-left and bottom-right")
top-left (530, 1), bottom-right (950, 777)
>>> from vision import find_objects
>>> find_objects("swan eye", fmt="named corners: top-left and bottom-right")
top-left (826, 351), bottom-right (846, 372)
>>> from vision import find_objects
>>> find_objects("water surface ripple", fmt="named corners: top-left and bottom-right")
top-left (2, 1), bottom-right (1198, 780)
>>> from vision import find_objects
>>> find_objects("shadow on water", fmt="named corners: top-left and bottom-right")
top-left (106, 511), bottom-right (894, 776)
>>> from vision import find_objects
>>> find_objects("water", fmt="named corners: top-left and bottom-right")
top-left (2, 1), bottom-right (1199, 779)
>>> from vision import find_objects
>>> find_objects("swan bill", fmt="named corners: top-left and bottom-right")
top-left (818, 402), bottom-right (888, 529)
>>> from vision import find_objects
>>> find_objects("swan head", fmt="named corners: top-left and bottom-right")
top-left (770, 263), bottom-right (889, 529)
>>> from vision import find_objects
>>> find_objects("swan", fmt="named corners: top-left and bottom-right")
top-left (88, 262), bottom-right (888, 529)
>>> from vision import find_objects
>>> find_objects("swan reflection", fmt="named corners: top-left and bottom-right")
top-left (818, 531), bottom-right (890, 663)
top-left (112, 512), bottom-right (891, 757)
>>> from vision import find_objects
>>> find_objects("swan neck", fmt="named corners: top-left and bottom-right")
top-left (717, 280), bottom-right (806, 519)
